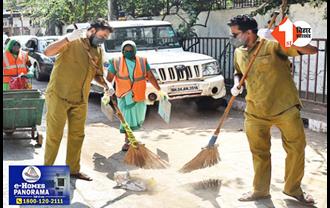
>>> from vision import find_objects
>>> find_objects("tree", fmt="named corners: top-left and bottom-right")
top-left (116, 0), bottom-right (165, 18)
top-left (11, 0), bottom-right (327, 36)
top-left (20, 0), bottom-right (109, 35)
top-left (166, 0), bottom-right (226, 40)
top-left (250, 0), bottom-right (327, 17)
top-left (169, 0), bottom-right (327, 40)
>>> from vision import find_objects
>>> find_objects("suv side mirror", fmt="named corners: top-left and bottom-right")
top-left (23, 47), bottom-right (35, 53)
top-left (27, 47), bottom-right (35, 52)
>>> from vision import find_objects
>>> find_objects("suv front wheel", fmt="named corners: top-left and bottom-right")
top-left (34, 63), bottom-right (47, 81)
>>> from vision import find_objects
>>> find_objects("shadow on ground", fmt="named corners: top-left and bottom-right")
top-left (3, 133), bottom-right (39, 161)
top-left (283, 198), bottom-right (318, 208)
top-left (183, 179), bottom-right (222, 208)
top-left (92, 151), bottom-right (138, 180)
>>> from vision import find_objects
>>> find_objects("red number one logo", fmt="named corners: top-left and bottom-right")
top-left (272, 17), bottom-right (298, 48)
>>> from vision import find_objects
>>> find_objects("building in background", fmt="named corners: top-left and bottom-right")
top-left (3, 6), bottom-right (45, 37)
top-left (3, 9), bottom-right (31, 36)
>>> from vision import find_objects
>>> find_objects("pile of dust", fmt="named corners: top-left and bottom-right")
top-left (124, 167), bottom-right (223, 194)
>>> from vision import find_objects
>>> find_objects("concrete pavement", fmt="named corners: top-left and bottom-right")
top-left (3, 100), bottom-right (327, 208)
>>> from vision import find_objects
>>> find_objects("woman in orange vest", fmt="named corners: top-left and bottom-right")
top-left (3, 39), bottom-right (33, 90)
top-left (106, 40), bottom-right (167, 151)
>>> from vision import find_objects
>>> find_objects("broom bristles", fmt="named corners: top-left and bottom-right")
top-left (179, 145), bottom-right (220, 173)
top-left (124, 143), bottom-right (169, 169)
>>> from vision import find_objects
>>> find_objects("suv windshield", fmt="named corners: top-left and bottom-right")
top-left (104, 25), bottom-right (181, 52)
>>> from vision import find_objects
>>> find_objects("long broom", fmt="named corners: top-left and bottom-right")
top-left (75, 24), bottom-right (169, 169)
top-left (180, 11), bottom-right (280, 173)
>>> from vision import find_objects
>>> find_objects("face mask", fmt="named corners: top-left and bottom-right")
top-left (229, 32), bottom-right (247, 48)
top-left (11, 46), bottom-right (20, 55)
top-left (89, 34), bottom-right (106, 47)
top-left (123, 51), bottom-right (135, 59)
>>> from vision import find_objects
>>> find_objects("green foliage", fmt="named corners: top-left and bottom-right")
top-left (117, 0), bottom-right (165, 17)
top-left (176, 0), bottom-right (215, 40)
top-left (19, 0), bottom-right (109, 29)
top-left (176, 0), bottom-right (328, 39)
top-left (7, 0), bottom-right (326, 36)
top-left (250, 0), bottom-right (327, 17)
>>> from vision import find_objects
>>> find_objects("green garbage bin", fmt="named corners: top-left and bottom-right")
top-left (3, 89), bottom-right (45, 147)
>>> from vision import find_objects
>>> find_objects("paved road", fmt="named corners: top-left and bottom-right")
top-left (3, 78), bottom-right (327, 208)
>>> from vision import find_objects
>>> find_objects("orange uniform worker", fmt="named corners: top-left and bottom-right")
top-left (3, 39), bottom-right (33, 90)
top-left (105, 40), bottom-right (167, 151)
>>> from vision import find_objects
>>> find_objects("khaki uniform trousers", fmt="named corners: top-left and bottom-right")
top-left (44, 92), bottom-right (87, 174)
top-left (244, 106), bottom-right (306, 196)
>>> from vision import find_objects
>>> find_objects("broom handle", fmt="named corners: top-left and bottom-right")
top-left (213, 12), bottom-right (280, 136)
top-left (109, 96), bottom-right (139, 146)
top-left (109, 97), bottom-right (126, 124)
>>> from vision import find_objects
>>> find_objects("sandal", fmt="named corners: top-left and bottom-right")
top-left (70, 172), bottom-right (93, 181)
top-left (283, 191), bottom-right (316, 205)
top-left (238, 191), bottom-right (271, 202)
top-left (121, 142), bottom-right (130, 152)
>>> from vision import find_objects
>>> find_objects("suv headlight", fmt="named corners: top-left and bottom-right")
top-left (202, 61), bottom-right (221, 76)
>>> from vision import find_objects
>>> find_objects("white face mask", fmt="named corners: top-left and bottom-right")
top-left (229, 32), bottom-right (248, 48)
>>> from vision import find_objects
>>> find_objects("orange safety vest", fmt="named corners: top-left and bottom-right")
top-left (3, 50), bottom-right (29, 83)
top-left (113, 56), bottom-right (147, 102)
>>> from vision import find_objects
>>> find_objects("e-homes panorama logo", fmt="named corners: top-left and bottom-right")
top-left (272, 17), bottom-right (312, 48)
top-left (22, 166), bottom-right (41, 183)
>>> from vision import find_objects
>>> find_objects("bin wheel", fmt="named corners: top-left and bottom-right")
top-left (35, 133), bottom-right (43, 148)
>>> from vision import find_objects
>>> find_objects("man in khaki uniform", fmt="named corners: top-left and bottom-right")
top-left (228, 15), bottom-right (318, 204)
top-left (43, 19), bottom-right (112, 181)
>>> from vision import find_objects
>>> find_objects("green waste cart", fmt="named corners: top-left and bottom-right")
top-left (3, 89), bottom-right (45, 147)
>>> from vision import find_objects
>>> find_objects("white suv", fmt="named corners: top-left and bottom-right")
top-left (66, 20), bottom-right (226, 108)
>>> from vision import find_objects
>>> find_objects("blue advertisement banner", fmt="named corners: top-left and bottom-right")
top-left (9, 165), bottom-right (70, 205)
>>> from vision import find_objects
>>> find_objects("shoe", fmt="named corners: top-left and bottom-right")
top-left (70, 172), bottom-right (93, 181)
top-left (283, 191), bottom-right (316, 205)
top-left (238, 191), bottom-right (271, 201)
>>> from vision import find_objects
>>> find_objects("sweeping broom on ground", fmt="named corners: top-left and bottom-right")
top-left (180, 11), bottom-right (281, 173)
top-left (109, 96), bottom-right (169, 169)
top-left (75, 24), bottom-right (169, 169)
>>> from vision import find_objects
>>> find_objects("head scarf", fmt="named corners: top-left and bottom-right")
top-left (5, 39), bottom-right (20, 57)
top-left (121, 40), bottom-right (137, 55)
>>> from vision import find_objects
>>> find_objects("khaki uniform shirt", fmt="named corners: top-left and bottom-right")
top-left (46, 38), bottom-right (103, 104)
top-left (234, 38), bottom-right (302, 117)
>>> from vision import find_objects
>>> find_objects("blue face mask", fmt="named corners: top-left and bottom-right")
top-left (123, 51), bottom-right (135, 59)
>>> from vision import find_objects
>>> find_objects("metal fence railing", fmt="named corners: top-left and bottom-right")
top-left (183, 37), bottom-right (327, 105)
top-left (231, 0), bottom-right (264, 8)
top-left (182, 37), bottom-right (235, 88)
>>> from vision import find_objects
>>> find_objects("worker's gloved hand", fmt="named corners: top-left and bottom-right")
top-left (101, 87), bottom-right (115, 106)
top-left (18, 72), bottom-right (30, 79)
top-left (25, 71), bottom-right (34, 79)
top-left (230, 83), bottom-right (244, 96)
top-left (65, 29), bottom-right (84, 42)
top-left (158, 90), bottom-right (168, 100)
top-left (101, 93), bottom-right (110, 106)
top-left (258, 28), bottom-right (276, 41)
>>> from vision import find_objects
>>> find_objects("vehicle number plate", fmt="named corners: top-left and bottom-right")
top-left (170, 84), bottom-right (199, 93)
